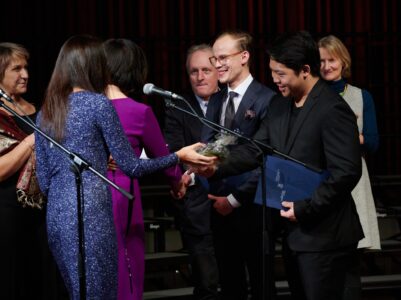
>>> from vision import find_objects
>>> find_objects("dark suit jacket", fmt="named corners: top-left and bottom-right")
top-left (164, 91), bottom-right (223, 235)
top-left (201, 79), bottom-right (276, 206)
top-left (214, 79), bottom-right (364, 251)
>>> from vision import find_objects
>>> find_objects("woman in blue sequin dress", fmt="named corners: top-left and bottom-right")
top-left (35, 35), bottom-right (215, 300)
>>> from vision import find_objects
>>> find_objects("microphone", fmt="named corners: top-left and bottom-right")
top-left (143, 83), bottom-right (184, 100)
top-left (0, 87), bottom-right (14, 103)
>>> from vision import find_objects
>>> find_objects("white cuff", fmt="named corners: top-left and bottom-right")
top-left (227, 194), bottom-right (241, 208)
top-left (184, 171), bottom-right (196, 186)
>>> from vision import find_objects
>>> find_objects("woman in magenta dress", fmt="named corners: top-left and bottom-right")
top-left (104, 39), bottom-right (182, 300)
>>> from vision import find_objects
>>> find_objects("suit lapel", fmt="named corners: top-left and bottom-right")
top-left (233, 80), bottom-right (259, 128)
top-left (213, 88), bottom-right (226, 124)
top-left (187, 94), bottom-right (205, 117)
top-left (284, 80), bottom-right (324, 154)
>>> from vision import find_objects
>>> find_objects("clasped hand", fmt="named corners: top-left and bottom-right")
top-left (171, 164), bottom-right (217, 199)
top-left (208, 194), bottom-right (233, 216)
top-left (170, 173), bottom-right (192, 199)
top-left (280, 201), bottom-right (297, 222)
top-left (171, 143), bottom-right (218, 199)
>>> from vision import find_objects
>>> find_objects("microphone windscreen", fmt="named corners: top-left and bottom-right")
top-left (0, 88), bottom-right (13, 103)
top-left (143, 83), bottom-right (154, 95)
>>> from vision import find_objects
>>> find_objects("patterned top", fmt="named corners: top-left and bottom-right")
top-left (34, 91), bottom-right (178, 299)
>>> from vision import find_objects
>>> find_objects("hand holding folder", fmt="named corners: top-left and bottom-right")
top-left (254, 155), bottom-right (329, 210)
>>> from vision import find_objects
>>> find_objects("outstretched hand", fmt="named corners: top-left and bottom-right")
top-left (176, 142), bottom-right (218, 167)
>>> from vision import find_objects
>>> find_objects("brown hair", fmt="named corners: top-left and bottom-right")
top-left (0, 42), bottom-right (29, 82)
top-left (40, 35), bottom-right (109, 141)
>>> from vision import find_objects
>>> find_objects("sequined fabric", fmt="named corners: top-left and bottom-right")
top-left (35, 91), bottom-right (178, 299)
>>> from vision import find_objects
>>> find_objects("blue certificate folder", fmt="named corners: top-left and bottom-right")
top-left (254, 155), bottom-right (329, 210)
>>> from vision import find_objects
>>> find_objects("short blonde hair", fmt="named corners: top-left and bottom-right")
top-left (318, 35), bottom-right (351, 78)
top-left (215, 30), bottom-right (253, 67)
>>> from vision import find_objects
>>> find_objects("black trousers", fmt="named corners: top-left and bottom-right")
top-left (212, 206), bottom-right (277, 300)
top-left (182, 233), bottom-right (219, 300)
top-left (343, 250), bottom-right (362, 300)
top-left (284, 244), bottom-right (359, 300)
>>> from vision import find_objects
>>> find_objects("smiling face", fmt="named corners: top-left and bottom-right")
top-left (187, 49), bottom-right (218, 100)
top-left (212, 35), bottom-right (249, 89)
top-left (0, 55), bottom-right (29, 97)
top-left (319, 47), bottom-right (343, 82)
top-left (269, 59), bottom-right (306, 99)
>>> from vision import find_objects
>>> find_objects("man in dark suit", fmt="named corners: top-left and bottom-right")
top-left (164, 44), bottom-right (221, 300)
top-left (202, 30), bottom-right (276, 300)
top-left (198, 31), bottom-right (364, 300)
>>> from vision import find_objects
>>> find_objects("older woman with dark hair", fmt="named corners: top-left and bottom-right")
top-left (35, 35), bottom-right (215, 300)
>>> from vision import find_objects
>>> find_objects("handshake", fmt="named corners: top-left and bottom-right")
top-left (171, 143), bottom-right (218, 199)
top-left (171, 164), bottom-right (218, 199)
top-left (171, 134), bottom-right (236, 199)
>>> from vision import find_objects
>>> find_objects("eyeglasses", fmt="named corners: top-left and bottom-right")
top-left (209, 51), bottom-right (243, 66)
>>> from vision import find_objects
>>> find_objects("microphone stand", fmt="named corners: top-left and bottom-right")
top-left (0, 98), bottom-right (133, 300)
top-left (164, 99), bottom-right (320, 172)
top-left (164, 97), bottom-right (321, 300)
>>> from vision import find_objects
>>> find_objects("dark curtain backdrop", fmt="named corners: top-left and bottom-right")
top-left (1, 0), bottom-right (400, 175)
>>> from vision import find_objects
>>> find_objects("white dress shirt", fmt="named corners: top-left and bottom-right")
top-left (221, 74), bottom-right (254, 208)
top-left (219, 74), bottom-right (254, 126)
top-left (195, 94), bottom-right (209, 116)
